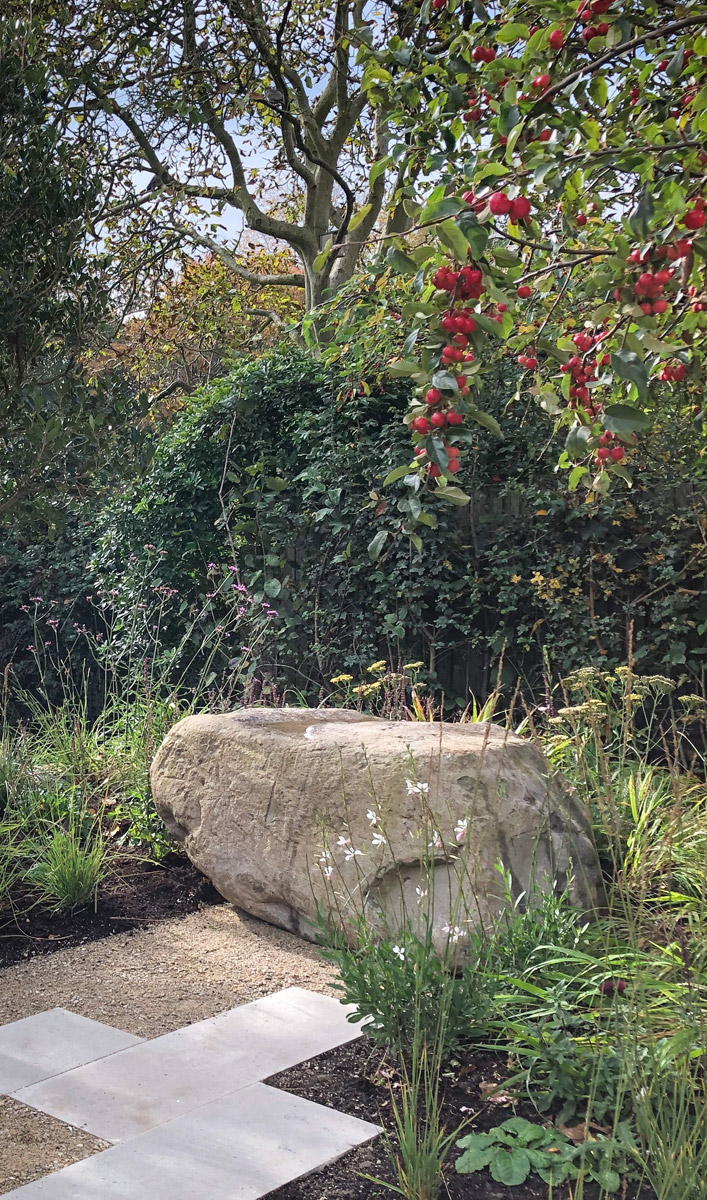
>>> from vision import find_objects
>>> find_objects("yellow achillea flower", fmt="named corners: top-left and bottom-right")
top-left (403, 661), bottom-right (424, 670)
top-left (367, 660), bottom-right (387, 674)
top-left (330, 674), bottom-right (353, 684)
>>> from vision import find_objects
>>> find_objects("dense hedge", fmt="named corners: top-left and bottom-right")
top-left (3, 348), bottom-right (705, 705)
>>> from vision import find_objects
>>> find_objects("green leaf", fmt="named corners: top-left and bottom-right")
top-left (469, 408), bottom-right (503, 438)
top-left (611, 349), bottom-right (648, 401)
top-left (500, 1118), bottom-right (541, 1142)
top-left (264, 476), bottom-right (289, 491)
top-left (383, 463), bottom-right (414, 486)
top-left (490, 1147), bottom-right (531, 1186)
top-left (602, 403), bottom-right (650, 434)
top-left (455, 1144), bottom-right (495, 1173)
top-left (568, 465), bottom-right (589, 491)
top-left (264, 578), bottom-right (281, 598)
top-left (437, 218), bottom-right (471, 262)
top-left (348, 204), bottom-right (372, 232)
top-left (386, 247), bottom-right (418, 275)
top-left (474, 313), bottom-right (505, 339)
top-left (435, 485), bottom-right (470, 505)
top-left (596, 1166), bottom-right (621, 1192)
top-left (496, 22), bottom-right (529, 43)
top-left (475, 162), bottom-right (511, 182)
top-left (590, 76), bottom-right (608, 107)
top-left (457, 212), bottom-right (489, 257)
top-left (431, 369), bottom-right (460, 391)
top-left (368, 529), bottom-right (389, 561)
top-left (387, 358), bottom-right (423, 377)
top-left (313, 242), bottom-right (332, 272)
top-left (666, 47), bottom-right (684, 81)
top-left (420, 196), bottom-right (464, 223)
top-left (628, 189), bottom-right (654, 240)
top-left (565, 424), bottom-right (592, 458)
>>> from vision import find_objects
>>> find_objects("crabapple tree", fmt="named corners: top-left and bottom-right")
top-left (361, 0), bottom-right (707, 531)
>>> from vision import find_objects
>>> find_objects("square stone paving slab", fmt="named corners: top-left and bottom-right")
top-left (2, 1081), bottom-right (380, 1199)
top-left (0, 1009), bottom-right (143, 1094)
top-left (12, 988), bottom-right (363, 1143)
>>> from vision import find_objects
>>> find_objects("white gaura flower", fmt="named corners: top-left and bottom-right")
top-left (442, 923), bottom-right (465, 943)
top-left (323, 865), bottom-right (334, 879)
top-left (415, 886), bottom-right (428, 904)
top-left (392, 945), bottom-right (406, 961)
top-left (343, 846), bottom-right (363, 862)
top-left (366, 809), bottom-right (378, 825)
top-left (454, 817), bottom-right (468, 843)
top-left (371, 831), bottom-right (387, 847)
top-left (428, 830), bottom-right (443, 850)
top-left (318, 850), bottom-right (331, 864)
top-left (405, 779), bottom-right (430, 796)
top-left (337, 834), bottom-right (350, 847)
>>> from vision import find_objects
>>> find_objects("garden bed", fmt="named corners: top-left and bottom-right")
top-left (267, 1038), bottom-right (650, 1200)
top-left (0, 850), bottom-right (221, 968)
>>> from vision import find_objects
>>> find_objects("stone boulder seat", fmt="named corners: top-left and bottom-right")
top-left (151, 708), bottom-right (603, 952)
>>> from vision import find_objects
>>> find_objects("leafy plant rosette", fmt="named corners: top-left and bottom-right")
top-left (455, 1115), bottom-right (630, 1191)
top-left (353, 0), bottom-right (707, 528)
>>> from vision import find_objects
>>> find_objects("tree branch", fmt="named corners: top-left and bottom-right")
top-left (531, 16), bottom-right (707, 111)
top-left (177, 228), bottom-right (306, 287)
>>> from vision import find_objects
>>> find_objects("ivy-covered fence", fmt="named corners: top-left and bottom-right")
top-left (2, 349), bottom-right (705, 707)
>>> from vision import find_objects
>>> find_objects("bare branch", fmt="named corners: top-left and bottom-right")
top-left (178, 227), bottom-right (306, 287)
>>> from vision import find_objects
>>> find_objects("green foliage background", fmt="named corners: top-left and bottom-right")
top-left (3, 348), bottom-right (705, 703)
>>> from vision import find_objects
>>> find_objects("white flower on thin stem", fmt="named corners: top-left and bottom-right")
top-left (392, 945), bottom-right (406, 961)
top-left (366, 809), bottom-right (378, 825)
top-left (343, 846), bottom-right (362, 862)
top-left (406, 779), bottom-right (430, 796)
top-left (371, 831), bottom-right (387, 847)
top-left (454, 817), bottom-right (468, 843)
top-left (415, 886), bottom-right (428, 904)
top-left (428, 830), bottom-right (443, 850)
top-left (442, 923), bottom-right (465, 943)
top-left (318, 850), bottom-right (331, 864)
top-left (336, 834), bottom-right (350, 847)
top-left (323, 866), bottom-right (333, 879)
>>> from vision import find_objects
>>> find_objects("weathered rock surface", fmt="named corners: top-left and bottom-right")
top-left (151, 708), bottom-right (602, 951)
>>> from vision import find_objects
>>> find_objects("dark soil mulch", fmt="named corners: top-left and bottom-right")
top-left (266, 1038), bottom-right (651, 1200)
top-left (0, 850), bottom-right (222, 968)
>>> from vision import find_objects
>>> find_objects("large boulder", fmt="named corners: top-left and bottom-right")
top-left (151, 708), bottom-right (603, 951)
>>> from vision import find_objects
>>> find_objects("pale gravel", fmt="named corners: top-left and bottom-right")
top-left (0, 905), bottom-right (337, 1193)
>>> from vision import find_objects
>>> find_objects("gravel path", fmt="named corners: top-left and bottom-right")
top-left (0, 905), bottom-right (337, 1193)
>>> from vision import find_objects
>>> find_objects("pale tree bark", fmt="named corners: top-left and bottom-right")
top-left (56, 0), bottom-right (411, 314)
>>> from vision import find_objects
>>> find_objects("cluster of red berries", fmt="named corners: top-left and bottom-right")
top-left (687, 286), bottom-right (707, 314)
top-left (432, 263), bottom-right (485, 301)
top-left (531, 73), bottom-right (550, 90)
top-left (684, 200), bottom-right (706, 231)
top-left (464, 81), bottom-right (510, 124)
top-left (627, 239), bottom-right (691, 266)
top-left (632, 267), bottom-right (674, 316)
top-left (596, 431), bottom-right (625, 465)
top-left (658, 361), bottom-right (687, 382)
top-left (441, 309), bottom-right (476, 336)
top-left (559, 334), bottom-right (609, 416)
top-left (488, 191), bottom-right (532, 220)
top-left (471, 44), bottom-right (496, 63)
top-left (578, 0), bottom-right (612, 15)
top-left (415, 441), bottom-right (461, 478)
top-left (441, 342), bottom-right (475, 364)
top-left (517, 349), bottom-right (539, 370)
top-left (413, 409), bottom-right (463, 433)
top-left (582, 21), bottom-right (610, 42)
